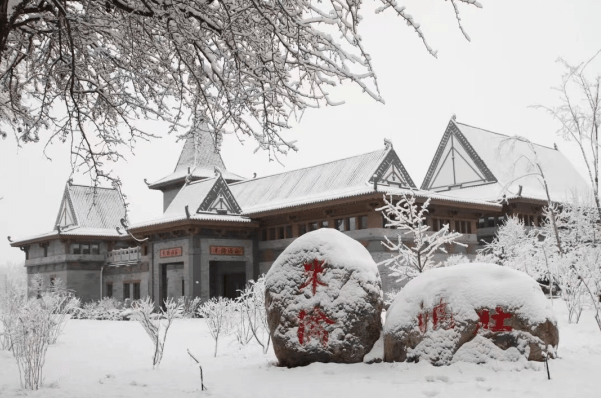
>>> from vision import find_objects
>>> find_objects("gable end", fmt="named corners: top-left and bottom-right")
top-left (197, 177), bottom-right (242, 214)
top-left (369, 150), bottom-right (416, 188)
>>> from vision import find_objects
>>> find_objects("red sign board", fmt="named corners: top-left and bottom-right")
top-left (159, 247), bottom-right (182, 258)
top-left (210, 246), bottom-right (244, 256)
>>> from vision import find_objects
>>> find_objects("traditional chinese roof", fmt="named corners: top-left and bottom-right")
top-left (230, 146), bottom-right (416, 215)
top-left (148, 126), bottom-right (245, 190)
top-left (164, 175), bottom-right (242, 216)
top-left (11, 183), bottom-right (125, 246)
top-left (421, 119), bottom-right (591, 203)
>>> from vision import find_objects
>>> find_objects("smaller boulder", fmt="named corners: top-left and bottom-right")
top-left (265, 228), bottom-right (383, 367)
top-left (384, 263), bottom-right (559, 366)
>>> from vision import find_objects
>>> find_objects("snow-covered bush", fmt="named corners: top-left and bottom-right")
top-left (443, 254), bottom-right (472, 267)
top-left (378, 193), bottom-right (466, 281)
top-left (71, 297), bottom-right (131, 321)
top-left (0, 273), bottom-right (26, 351)
top-left (178, 296), bottom-right (203, 319)
top-left (237, 276), bottom-right (271, 353)
top-left (132, 297), bottom-right (183, 368)
top-left (198, 297), bottom-right (234, 357)
top-left (7, 275), bottom-right (78, 390)
top-left (483, 204), bottom-right (601, 329)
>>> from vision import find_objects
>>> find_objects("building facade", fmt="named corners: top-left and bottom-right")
top-left (11, 118), bottom-right (590, 304)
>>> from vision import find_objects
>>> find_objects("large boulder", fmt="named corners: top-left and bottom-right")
top-left (265, 228), bottom-right (383, 367)
top-left (383, 263), bottom-right (559, 366)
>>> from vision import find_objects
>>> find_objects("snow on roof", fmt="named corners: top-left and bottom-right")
top-left (64, 184), bottom-right (125, 229)
top-left (129, 212), bottom-right (252, 230)
top-left (148, 127), bottom-right (244, 189)
top-left (230, 148), bottom-right (402, 214)
top-left (10, 227), bottom-right (123, 246)
top-left (164, 178), bottom-right (217, 216)
top-left (442, 121), bottom-right (591, 203)
top-left (12, 183), bottom-right (126, 246)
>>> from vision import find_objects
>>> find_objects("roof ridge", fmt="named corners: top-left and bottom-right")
top-left (229, 148), bottom-right (388, 186)
top-left (68, 183), bottom-right (117, 191)
top-left (456, 121), bottom-right (557, 151)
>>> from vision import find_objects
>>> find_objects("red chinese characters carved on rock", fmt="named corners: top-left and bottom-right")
top-left (418, 299), bottom-right (456, 334)
top-left (298, 306), bottom-right (336, 346)
top-left (209, 246), bottom-right (244, 256)
top-left (159, 247), bottom-right (182, 258)
top-left (299, 259), bottom-right (327, 295)
top-left (474, 307), bottom-right (513, 334)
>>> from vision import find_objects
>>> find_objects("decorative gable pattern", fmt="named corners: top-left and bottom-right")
top-left (421, 120), bottom-right (497, 191)
top-left (54, 186), bottom-right (78, 229)
top-left (369, 149), bottom-right (416, 188)
top-left (197, 176), bottom-right (242, 214)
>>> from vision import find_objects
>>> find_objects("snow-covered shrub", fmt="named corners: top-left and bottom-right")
top-left (443, 254), bottom-right (471, 267)
top-left (8, 275), bottom-right (78, 390)
top-left (384, 288), bottom-right (401, 309)
top-left (0, 272), bottom-right (26, 351)
top-left (71, 297), bottom-right (130, 321)
top-left (178, 296), bottom-right (202, 319)
top-left (198, 297), bottom-right (234, 357)
top-left (483, 204), bottom-right (601, 329)
top-left (237, 276), bottom-right (271, 353)
top-left (132, 297), bottom-right (183, 368)
top-left (378, 193), bottom-right (466, 281)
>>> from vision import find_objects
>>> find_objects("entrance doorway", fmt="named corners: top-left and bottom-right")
top-left (209, 261), bottom-right (246, 299)
top-left (159, 262), bottom-right (184, 308)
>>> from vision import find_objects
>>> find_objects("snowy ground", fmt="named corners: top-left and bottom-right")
top-left (0, 299), bottom-right (599, 398)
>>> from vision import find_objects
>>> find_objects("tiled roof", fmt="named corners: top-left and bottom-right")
top-left (164, 178), bottom-right (216, 215)
top-left (65, 184), bottom-right (125, 229)
top-left (10, 227), bottom-right (123, 246)
top-left (448, 121), bottom-right (591, 202)
top-left (148, 126), bottom-right (245, 189)
top-left (129, 213), bottom-right (253, 230)
top-left (229, 148), bottom-right (393, 213)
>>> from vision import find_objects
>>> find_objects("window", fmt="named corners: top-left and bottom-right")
top-left (335, 218), bottom-right (345, 231)
top-left (478, 218), bottom-right (486, 229)
top-left (285, 225), bottom-right (293, 238)
top-left (91, 244), bottom-right (100, 254)
top-left (347, 217), bottom-right (356, 231)
top-left (269, 228), bottom-right (276, 241)
top-left (181, 279), bottom-right (185, 297)
top-left (278, 227), bottom-right (285, 239)
top-left (133, 283), bottom-right (141, 300)
top-left (123, 283), bottom-right (130, 300)
top-left (321, 220), bottom-right (329, 228)
top-left (72, 243), bottom-right (81, 254)
top-left (487, 217), bottom-right (496, 228)
top-left (299, 224), bottom-right (307, 236)
top-left (106, 283), bottom-right (113, 298)
top-left (82, 244), bottom-right (90, 255)
top-left (261, 229), bottom-right (267, 241)
top-left (309, 221), bottom-right (319, 231)
top-left (359, 215), bottom-right (368, 230)
top-left (42, 244), bottom-right (48, 257)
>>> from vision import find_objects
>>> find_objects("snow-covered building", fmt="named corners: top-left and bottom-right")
top-left (10, 117), bottom-right (590, 304)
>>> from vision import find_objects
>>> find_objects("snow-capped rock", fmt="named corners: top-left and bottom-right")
top-left (383, 263), bottom-right (559, 365)
top-left (265, 228), bottom-right (383, 367)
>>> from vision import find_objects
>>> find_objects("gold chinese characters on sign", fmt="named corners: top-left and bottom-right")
top-left (210, 246), bottom-right (244, 256)
top-left (159, 247), bottom-right (182, 258)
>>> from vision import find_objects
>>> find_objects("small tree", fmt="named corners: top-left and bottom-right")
top-left (198, 297), bottom-right (234, 357)
top-left (132, 297), bottom-right (183, 368)
top-left (238, 276), bottom-right (271, 354)
top-left (377, 193), bottom-right (466, 281)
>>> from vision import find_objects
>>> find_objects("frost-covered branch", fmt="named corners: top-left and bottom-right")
top-left (0, 0), bottom-right (483, 186)
top-left (377, 193), bottom-right (466, 281)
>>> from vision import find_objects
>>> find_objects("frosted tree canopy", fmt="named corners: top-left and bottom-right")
top-left (0, 0), bottom-right (482, 181)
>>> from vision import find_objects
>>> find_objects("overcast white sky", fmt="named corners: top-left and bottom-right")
top-left (1, 0), bottom-right (600, 264)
